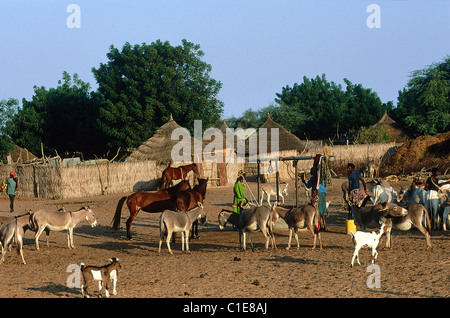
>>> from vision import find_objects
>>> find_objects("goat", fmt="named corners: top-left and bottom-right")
top-left (218, 204), bottom-right (275, 251)
top-left (158, 203), bottom-right (206, 255)
top-left (80, 258), bottom-right (121, 298)
top-left (272, 204), bottom-right (322, 250)
top-left (259, 183), bottom-right (289, 207)
top-left (359, 161), bottom-right (376, 179)
top-left (0, 213), bottom-right (30, 265)
top-left (349, 222), bottom-right (390, 267)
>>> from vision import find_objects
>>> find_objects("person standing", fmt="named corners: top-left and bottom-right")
top-left (6, 172), bottom-right (18, 213)
top-left (425, 167), bottom-right (450, 229)
top-left (233, 170), bottom-right (247, 214)
top-left (347, 163), bottom-right (369, 207)
top-left (301, 167), bottom-right (329, 231)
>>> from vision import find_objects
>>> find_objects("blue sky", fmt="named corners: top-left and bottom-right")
top-left (1, 1), bottom-right (449, 118)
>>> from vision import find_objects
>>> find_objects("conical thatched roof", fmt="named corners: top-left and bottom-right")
top-left (372, 111), bottom-right (413, 143)
top-left (245, 114), bottom-right (306, 155)
top-left (6, 145), bottom-right (38, 164)
top-left (126, 115), bottom-right (195, 164)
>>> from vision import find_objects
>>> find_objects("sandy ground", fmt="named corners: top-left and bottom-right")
top-left (0, 177), bottom-right (448, 299)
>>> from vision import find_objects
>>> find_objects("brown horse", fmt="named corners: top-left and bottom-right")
top-left (175, 178), bottom-right (208, 239)
top-left (161, 163), bottom-right (199, 189)
top-left (112, 180), bottom-right (190, 240)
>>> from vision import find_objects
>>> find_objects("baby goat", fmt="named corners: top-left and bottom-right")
top-left (349, 223), bottom-right (390, 267)
top-left (80, 258), bottom-right (121, 298)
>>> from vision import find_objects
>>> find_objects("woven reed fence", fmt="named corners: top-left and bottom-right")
top-left (0, 143), bottom-right (397, 199)
top-left (0, 159), bottom-right (245, 199)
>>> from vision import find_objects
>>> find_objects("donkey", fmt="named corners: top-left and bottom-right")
top-left (158, 203), bottom-right (206, 255)
top-left (218, 204), bottom-right (275, 251)
top-left (381, 203), bottom-right (432, 249)
top-left (0, 213), bottom-right (30, 265)
top-left (272, 204), bottom-right (322, 250)
top-left (259, 183), bottom-right (289, 207)
top-left (29, 206), bottom-right (97, 250)
top-left (80, 258), bottom-right (121, 298)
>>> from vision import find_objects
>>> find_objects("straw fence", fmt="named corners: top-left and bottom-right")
top-left (0, 142), bottom-right (398, 199)
top-left (0, 159), bottom-right (244, 199)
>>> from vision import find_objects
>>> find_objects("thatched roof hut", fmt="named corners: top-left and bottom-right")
top-left (245, 114), bottom-right (306, 156)
top-left (6, 145), bottom-right (38, 164)
top-left (372, 111), bottom-right (413, 143)
top-left (126, 115), bottom-right (195, 164)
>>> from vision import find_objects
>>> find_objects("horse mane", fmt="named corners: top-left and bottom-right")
top-left (166, 180), bottom-right (191, 195)
top-left (193, 178), bottom-right (208, 198)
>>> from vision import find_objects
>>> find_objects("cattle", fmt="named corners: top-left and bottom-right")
top-left (372, 184), bottom-right (398, 205)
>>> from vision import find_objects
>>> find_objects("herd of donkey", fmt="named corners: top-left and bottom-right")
top-left (1, 162), bottom-right (449, 297)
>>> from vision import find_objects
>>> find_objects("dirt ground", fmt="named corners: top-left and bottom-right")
top-left (0, 177), bottom-right (448, 299)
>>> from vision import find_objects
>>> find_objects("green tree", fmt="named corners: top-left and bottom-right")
top-left (275, 74), bottom-right (384, 139)
top-left (394, 56), bottom-right (450, 135)
top-left (0, 98), bottom-right (18, 158)
top-left (352, 126), bottom-right (390, 144)
top-left (4, 72), bottom-right (106, 157)
top-left (92, 39), bottom-right (224, 149)
top-left (343, 78), bottom-right (385, 136)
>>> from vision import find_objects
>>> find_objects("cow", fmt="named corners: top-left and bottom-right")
top-left (372, 184), bottom-right (398, 205)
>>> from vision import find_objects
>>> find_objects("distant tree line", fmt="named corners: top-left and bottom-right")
top-left (0, 39), bottom-right (448, 161)
top-left (227, 56), bottom-right (449, 142)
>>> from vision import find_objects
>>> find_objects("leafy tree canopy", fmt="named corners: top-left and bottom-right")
top-left (393, 56), bottom-right (450, 135)
top-left (0, 98), bottom-right (18, 158)
top-left (4, 72), bottom-right (106, 157)
top-left (92, 39), bottom-right (224, 149)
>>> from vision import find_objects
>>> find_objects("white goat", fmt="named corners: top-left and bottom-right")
top-left (80, 258), bottom-right (121, 298)
top-left (349, 223), bottom-right (390, 267)
top-left (260, 183), bottom-right (289, 207)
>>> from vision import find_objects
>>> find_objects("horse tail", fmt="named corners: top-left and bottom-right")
top-left (112, 196), bottom-right (127, 231)
top-left (422, 205), bottom-right (432, 234)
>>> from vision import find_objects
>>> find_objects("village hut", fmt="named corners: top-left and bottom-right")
top-left (372, 111), bottom-right (413, 143)
top-left (244, 114), bottom-right (307, 182)
top-left (5, 145), bottom-right (38, 164)
top-left (245, 113), bottom-right (306, 157)
top-left (126, 114), bottom-right (195, 165)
